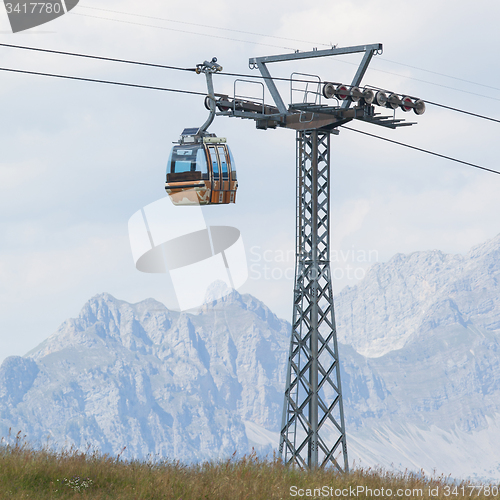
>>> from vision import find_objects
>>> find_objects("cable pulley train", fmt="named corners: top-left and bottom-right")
top-left (165, 58), bottom-right (238, 206)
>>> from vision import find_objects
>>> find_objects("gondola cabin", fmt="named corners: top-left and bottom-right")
top-left (165, 129), bottom-right (238, 206)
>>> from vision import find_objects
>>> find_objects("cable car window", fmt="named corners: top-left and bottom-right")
top-left (209, 147), bottom-right (219, 180)
top-left (170, 146), bottom-right (207, 174)
top-left (227, 146), bottom-right (237, 181)
top-left (217, 146), bottom-right (229, 180)
top-left (167, 149), bottom-right (173, 175)
top-left (195, 148), bottom-right (208, 175)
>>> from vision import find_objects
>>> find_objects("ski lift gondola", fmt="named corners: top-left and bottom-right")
top-left (165, 57), bottom-right (238, 206)
top-left (165, 128), bottom-right (238, 205)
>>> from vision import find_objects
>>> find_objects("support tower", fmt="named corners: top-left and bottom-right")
top-left (210, 43), bottom-right (423, 469)
top-left (279, 130), bottom-right (348, 470)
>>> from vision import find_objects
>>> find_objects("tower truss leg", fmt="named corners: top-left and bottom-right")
top-left (279, 130), bottom-right (348, 471)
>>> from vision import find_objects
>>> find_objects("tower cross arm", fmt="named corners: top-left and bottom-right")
top-left (249, 43), bottom-right (382, 65)
top-left (248, 43), bottom-right (383, 123)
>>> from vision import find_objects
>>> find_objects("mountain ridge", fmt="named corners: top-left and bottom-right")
top-left (335, 233), bottom-right (500, 357)
top-left (3, 290), bottom-right (290, 462)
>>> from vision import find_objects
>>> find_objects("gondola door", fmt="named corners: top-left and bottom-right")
top-left (227, 147), bottom-right (237, 204)
top-left (207, 145), bottom-right (222, 204)
top-left (217, 145), bottom-right (230, 203)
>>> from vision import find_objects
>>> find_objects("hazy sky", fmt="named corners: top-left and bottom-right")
top-left (1, 0), bottom-right (500, 364)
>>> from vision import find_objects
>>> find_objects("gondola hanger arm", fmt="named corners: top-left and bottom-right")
top-left (196, 57), bottom-right (223, 136)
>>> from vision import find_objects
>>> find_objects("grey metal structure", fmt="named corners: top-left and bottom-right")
top-left (206, 43), bottom-right (423, 470)
top-left (281, 128), bottom-right (348, 470)
top-left (196, 58), bottom-right (223, 135)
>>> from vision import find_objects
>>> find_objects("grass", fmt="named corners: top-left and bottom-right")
top-left (0, 432), bottom-right (496, 499)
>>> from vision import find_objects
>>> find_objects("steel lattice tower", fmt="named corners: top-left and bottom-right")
top-left (209, 42), bottom-right (422, 471)
top-left (279, 130), bottom-right (348, 470)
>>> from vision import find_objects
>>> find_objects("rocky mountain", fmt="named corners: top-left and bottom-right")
top-left (1, 234), bottom-right (500, 480)
top-left (336, 234), bottom-right (500, 480)
top-left (0, 292), bottom-right (289, 462)
top-left (335, 234), bottom-right (500, 358)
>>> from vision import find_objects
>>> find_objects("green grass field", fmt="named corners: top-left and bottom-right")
top-left (0, 433), bottom-right (495, 499)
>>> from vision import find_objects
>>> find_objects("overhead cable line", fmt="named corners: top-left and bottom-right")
top-left (77, 5), bottom-right (500, 96)
top-left (420, 100), bottom-right (500, 124)
top-left (364, 84), bottom-right (500, 124)
top-left (76, 5), bottom-right (330, 49)
top-left (341, 126), bottom-right (500, 176)
top-left (0, 65), bottom-right (496, 178)
top-left (4, 41), bottom-right (496, 110)
top-left (1, 42), bottom-right (499, 125)
top-left (379, 58), bottom-right (500, 93)
top-left (0, 42), bottom-right (196, 73)
top-left (331, 59), bottom-right (500, 103)
top-left (0, 66), bottom-right (207, 96)
top-left (0, 42), bottom-right (339, 86)
top-left (71, 12), bottom-right (297, 51)
top-left (368, 68), bottom-right (500, 102)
